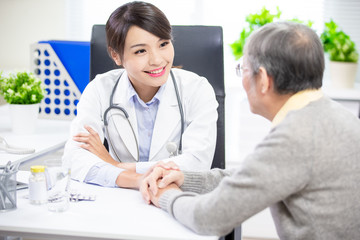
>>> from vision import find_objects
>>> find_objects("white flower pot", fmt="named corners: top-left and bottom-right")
top-left (329, 61), bottom-right (358, 89)
top-left (9, 103), bottom-right (40, 134)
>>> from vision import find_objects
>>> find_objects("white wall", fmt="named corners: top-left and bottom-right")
top-left (1, 0), bottom-right (359, 105)
top-left (0, 0), bottom-right (66, 71)
top-left (0, 0), bottom-right (326, 78)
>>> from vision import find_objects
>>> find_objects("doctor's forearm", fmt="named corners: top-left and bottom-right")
top-left (116, 171), bottom-right (143, 189)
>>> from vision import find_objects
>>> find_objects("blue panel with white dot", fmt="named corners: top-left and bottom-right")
top-left (31, 43), bottom-right (83, 120)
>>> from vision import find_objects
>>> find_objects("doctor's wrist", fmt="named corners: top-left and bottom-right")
top-left (116, 162), bottom-right (136, 172)
top-left (116, 171), bottom-right (142, 189)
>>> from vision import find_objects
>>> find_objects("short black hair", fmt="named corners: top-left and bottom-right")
top-left (106, 1), bottom-right (172, 61)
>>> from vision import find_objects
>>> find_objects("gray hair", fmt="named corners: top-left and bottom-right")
top-left (244, 21), bottom-right (324, 94)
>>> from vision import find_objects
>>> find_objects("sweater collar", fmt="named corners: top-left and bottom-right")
top-left (272, 89), bottom-right (323, 127)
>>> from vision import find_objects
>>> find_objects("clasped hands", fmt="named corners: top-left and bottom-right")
top-left (140, 162), bottom-right (184, 207)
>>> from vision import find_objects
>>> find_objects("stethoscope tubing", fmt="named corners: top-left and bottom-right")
top-left (103, 69), bottom-right (184, 162)
top-left (170, 70), bottom-right (184, 154)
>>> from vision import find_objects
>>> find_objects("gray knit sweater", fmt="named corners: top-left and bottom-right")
top-left (159, 96), bottom-right (360, 240)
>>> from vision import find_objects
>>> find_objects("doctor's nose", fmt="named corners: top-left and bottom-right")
top-left (148, 50), bottom-right (163, 66)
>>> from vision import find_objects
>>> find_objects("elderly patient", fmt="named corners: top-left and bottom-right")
top-left (140, 22), bottom-right (360, 240)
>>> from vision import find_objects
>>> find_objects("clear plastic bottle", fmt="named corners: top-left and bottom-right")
top-left (29, 165), bottom-right (47, 205)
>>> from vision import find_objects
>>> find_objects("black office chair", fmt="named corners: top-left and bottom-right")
top-left (90, 25), bottom-right (240, 240)
top-left (90, 25), bottom-right (225, 170)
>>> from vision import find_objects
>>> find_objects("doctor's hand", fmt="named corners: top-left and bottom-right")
top-left (140, 166), bottom-right (184, 204)
top-left (73, 125), bottom-right (117, 166)
top-left (145, 161), bottom-right (180, 177)
top-left (74, 125), bottom-right (136, 171)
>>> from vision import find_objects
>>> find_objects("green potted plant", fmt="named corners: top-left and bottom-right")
top-left (0, 71), bottom-right (45, 134)
top-left (230, 7), bottom-right (313, 60)
top-left (320, 19), bottom-right (359, 88)
top-left (0, 73), bottom-right (5, 105)
top-left (230, 7), bottom-right (281, 60)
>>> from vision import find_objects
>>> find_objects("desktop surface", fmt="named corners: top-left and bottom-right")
top-left (0, 172), bottom-right (217, 240)
top-left (0, 104), bottom-right (217, 240)
top-left (0, 104), bottom-right (71, 166)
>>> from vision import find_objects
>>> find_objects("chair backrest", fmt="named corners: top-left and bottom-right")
top-left (90, 25), bottom-right (225, 170)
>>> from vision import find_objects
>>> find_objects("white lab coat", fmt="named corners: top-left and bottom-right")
top-left (63, 68), bottom-right (218, 182)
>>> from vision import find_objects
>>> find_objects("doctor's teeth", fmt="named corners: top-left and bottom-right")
top-left (149, 69), bottom-right (162, 74)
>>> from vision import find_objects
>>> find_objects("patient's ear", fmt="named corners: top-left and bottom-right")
top-left (258, 67), bottom-right (272, 94)
top-left (109, 48), bottom-right (122, 66)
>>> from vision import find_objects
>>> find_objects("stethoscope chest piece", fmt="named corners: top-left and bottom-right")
top-left (166, 142), bottom-right (178, 157)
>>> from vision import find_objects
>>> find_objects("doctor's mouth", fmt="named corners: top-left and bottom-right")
top-left (145, 66), bottom-right (166, 77)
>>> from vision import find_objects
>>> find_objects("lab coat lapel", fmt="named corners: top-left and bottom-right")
top-left (150, 79), bottom-right (180, 160)
top-left (110, 72), bottom-right (139, 161)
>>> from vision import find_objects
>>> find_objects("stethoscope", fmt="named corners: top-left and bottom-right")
top-left (103, 70), bottom-right (184, 162)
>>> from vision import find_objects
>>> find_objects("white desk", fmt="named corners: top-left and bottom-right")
top-left (0, 104), bottom-right (71, 166)
top-left (0, 172), bottom-right (217, 240)
top-left (323, 83), bottom-right (360, 101)
top-left (323, 84), bottom-right (360, 117)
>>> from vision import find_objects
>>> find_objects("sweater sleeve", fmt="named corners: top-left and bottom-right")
top-left (180, 168), bottom-right (236, 194)
top-left (158, 120), bottom-right (313, 237)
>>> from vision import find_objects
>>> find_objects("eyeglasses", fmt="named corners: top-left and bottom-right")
top-left (235, 63), bottom-right (249, 78)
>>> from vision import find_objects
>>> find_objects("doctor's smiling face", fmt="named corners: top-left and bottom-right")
top-left (106, 1), bottom-right (174, 102)
top-left (111, 25), bottom-right (174, 101)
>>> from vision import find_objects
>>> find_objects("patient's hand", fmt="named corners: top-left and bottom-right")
top-left (140, 166), bottom-right (184, 204)
top-left (143, 161), bottom-right (180, 178)
top-left (149, 181), bottom-right (181, 208)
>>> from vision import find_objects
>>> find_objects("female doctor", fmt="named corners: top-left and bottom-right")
top-left (62, 1), bottom-right (218, 189)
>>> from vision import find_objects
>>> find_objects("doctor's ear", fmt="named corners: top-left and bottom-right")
top-left (109, 48), bottom-right (122, 66)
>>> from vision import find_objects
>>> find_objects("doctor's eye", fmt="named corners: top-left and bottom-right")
top-left (160, 41), bottom-right (170, 48)
top-left (135, 49), bottom-right (146, 54)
